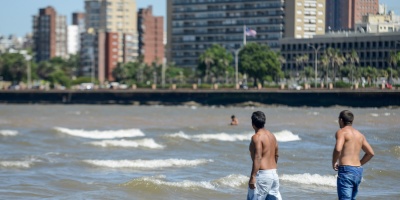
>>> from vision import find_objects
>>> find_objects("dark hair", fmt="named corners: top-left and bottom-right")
top-left (231, 115), bottom-right (235, 119)
top-left (251, 111), bottom-right (265, 128)
top-left (339, 110), bottom-right (354, 125)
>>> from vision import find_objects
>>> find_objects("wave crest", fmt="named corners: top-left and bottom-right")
top-left (54, 127), bottom-right (145, 139)
top-left (0, 160), bottom-right (35, 169)
top-left (87, 139), bottom-right (164, 149)
top-left (166, 130), bottom-right (300, 142)
top-left (123, 175), bottom-right (215, 190)
top-left (280, 173), bottom-right (336, 187)
top-left (83, 159), bottom-right (213, 169)
top-left (213, 174), bottom-right (248, 188)
top-left (0, 130), bottom-right (18, 136)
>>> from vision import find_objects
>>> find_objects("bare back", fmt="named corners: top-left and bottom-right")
top-left (336, 126), bottom-right (364, 166)
top-left (249, 129), bottom-right (278, 170)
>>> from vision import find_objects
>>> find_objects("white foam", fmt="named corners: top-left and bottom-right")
top-left (87, 138), bottom-right (164, 149)
top-left (166, 130), bottom-right (300, 142)
top-left (0, 130), bottom-right (18, 136)
top-left (274, 130), bottom-right (301, 142)
top-left (384, 113), bottom-right (391, 116)
top-left (83, 159), bottom-right (213, 169)
top-left (280, 173), bottom-right (336, 187)
top-left (0, 160), bottom-right (34, 168)
top-left (125, 175), bottom-right (215, 190)
top-left (213, 174), bottom-right (248, 188)
top-left (370, 113), bottom-right (379, 117)
top-left (54, 127), bottom-right (145, 139)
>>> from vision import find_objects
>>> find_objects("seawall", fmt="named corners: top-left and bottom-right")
top-left (0, 89), bottom-right (399, 107)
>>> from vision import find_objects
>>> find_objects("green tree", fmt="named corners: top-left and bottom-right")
top-left (0, 53), bottom-right (27, 83)
top-left (112, 63), bottom-right (129, 83)
top-left (388, 51), bottom-right (400, 83)
top-left (345, 50), bottom-right (359, 83)
top-left (239, 43), bottom-right (282, 86)
top-left (198, 44), bottom-right (233, 83)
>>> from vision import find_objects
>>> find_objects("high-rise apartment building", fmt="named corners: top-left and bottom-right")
top-left (33, 6), bottom-right (67, 62)
top-left (138, 6), bottom-right (164, 65)
top-left (285, 0), bottom-right (326, 38)
top-left (326, 0), bottom-right (379, 31)
top-left (68, 13), bottom-right (86, 55)
top-left (81, 0), bottom-right (138, 83)
top-left (167, 0), bottom-right (285, 68)
top-left (72, 12), bottom-right (86, 33)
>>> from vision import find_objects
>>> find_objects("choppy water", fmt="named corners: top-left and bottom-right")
top-left (0, 105), bottom-right (399, 199)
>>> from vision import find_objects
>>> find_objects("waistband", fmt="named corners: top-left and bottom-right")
top-left (257, 169), bottom-right (277, 174)
top-left (339, 165), bottom-right (362, 168)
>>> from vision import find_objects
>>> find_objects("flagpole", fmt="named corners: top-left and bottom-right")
top-left (243, 25), bottom-right (246, 45)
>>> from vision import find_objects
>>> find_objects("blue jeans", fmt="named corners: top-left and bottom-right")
top-left (247, 169), bottom-right (282, 200)
top-left (337, 166), bottom-right (363, 200)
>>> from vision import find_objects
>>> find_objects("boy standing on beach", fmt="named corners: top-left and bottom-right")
top-left (247, 111), bottom-right (281, 200)
top-left (332, 110), bottom-right (374, 200)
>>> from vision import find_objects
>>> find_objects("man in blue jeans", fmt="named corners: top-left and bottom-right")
top-left (332, 110), bottom-right (375, 200)
top-left (247, 111), bottom-right (281, 200)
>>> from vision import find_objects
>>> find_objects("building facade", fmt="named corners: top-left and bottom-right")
top-left (285, 0), bottom-right (326, 38)
top-left (138, 6), bottom-right (164, 65)
top-left (81, 0), bottom-right (138, 83)
top-left (355, 11), bottom-right (400, 33)
top-left (280, 32), bottom-right (400, 72)
top-left (167, 0), bottom-right (285, 68)
top-left (33, 6), bottom-right (68, 62)
top-left (326, 0), bottom-right (379, 31)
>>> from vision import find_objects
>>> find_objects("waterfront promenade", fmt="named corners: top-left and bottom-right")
top-left (0, 88), bottom-right (399, 107)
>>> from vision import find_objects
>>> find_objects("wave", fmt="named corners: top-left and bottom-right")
top-left (0, 130), bottom-right (18, 136)
top-left (87, 138), bottom-right (164, 149)
top-left (123, 174), bottom-right (248, 191)
top-left (83, 159), bottom-right (213, 169)
top-left (213, 174), bottom-right (248, 188)
top-left (0, 160), bottom-right (36, 169)
top-left (54, 127), bottom-right (145, 139)
top-left (124, 175), bottom-right (215, 190)
top-left (166, 130), bottom-right (301, 142)
top-left (273, 130), bottom-right (301, 142)
top-left (280, 173), bottom-right (336, 187)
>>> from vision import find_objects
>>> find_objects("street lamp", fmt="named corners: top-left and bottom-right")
top-left (308, 44), bottom-right (324, 88)
top-left (231, 47), bottom-right (243, 89)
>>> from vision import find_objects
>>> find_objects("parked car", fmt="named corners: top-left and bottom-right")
top-left (289, 83), bottom-right (303, 90)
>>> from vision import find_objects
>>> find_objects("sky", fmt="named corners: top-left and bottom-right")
top-left (0, 0), bottom-right (399, 37)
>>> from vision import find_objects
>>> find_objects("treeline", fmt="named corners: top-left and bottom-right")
top-left (1, 43), bottom-right (399, 89)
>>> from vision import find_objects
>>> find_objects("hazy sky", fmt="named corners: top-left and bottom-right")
top-left (0, 0), bottom-right (399, 37)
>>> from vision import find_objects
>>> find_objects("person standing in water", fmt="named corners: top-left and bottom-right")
top-left (332, 110), bottom-right (374, 200)
top-left (247, 111), bottom-right (281, 200)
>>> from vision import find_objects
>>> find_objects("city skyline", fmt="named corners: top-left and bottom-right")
top-left (0, 0), bottom-right (165, 37)
top-left (0, 0), bottom-right (399, 37)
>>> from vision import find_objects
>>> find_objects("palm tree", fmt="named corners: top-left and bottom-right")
top-left (199, 51), bottom-right (214, 83)
top-left (345, 50), bottom-right (359, 83)
top-left (325, 48), bottom-right (344, 86)
top-left (388, 51), bottom-right (399, 84)
top-left (319, 54), bottom-right (329, 86)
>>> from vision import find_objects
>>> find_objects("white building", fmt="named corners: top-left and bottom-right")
top-left (68, 25), bottom-right (79, 55)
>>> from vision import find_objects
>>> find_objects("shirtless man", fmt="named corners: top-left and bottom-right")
top-left (247, 111), bottom-right (281, 200)
top-left (332, 110), bottom-right (374, 200)
top-left (230, 115), bottom-right (239, 125)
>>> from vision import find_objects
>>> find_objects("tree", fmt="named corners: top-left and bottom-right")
top-left (112, 63), bottom-right (129, 83)
top-left (325, 48), bottom-right (344, 86)
top-left (319, 54), bottom-right (329, 86)
top-left (239, 43), bottom-right (282, 86)
top-left (388, 51), bottom-right (400, 83)
top-left (345, 50), bottom-right (359, 83)
top-left (0, 53), bottom-right (27, 83)
top-left (198, 44), bottom-right (233, 83)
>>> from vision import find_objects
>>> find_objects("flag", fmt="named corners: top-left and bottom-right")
top-left (245, 27), bottom-right (257, 37)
